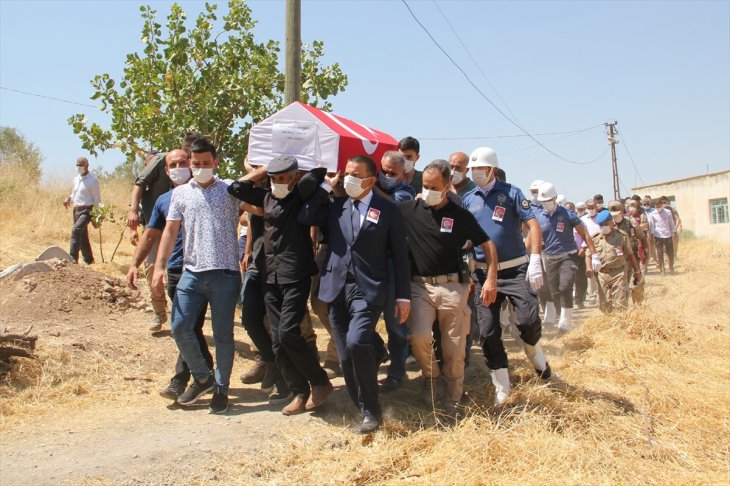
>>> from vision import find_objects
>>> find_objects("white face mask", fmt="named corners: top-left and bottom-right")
top-left (471, 168), bottom-right (492, 186)
top-left (601, 225), bottom-right (612, 235)
top-left (542, 200), bottom-right (557, 213)
top-left (612, 214), bottom-right (623, 223)
top-left (450, 170), bottom-right (464, 185)
top-left (77, 166), bottom-right (86, 175)
top-left (588, 209), bottom-right (597, 217)
top-left (270, 182), bottom-right (291, 199)
top-left (344, 175), bottom-right (367, 199)
top-left (378, 172), bottom-right (398, 190)
top-left (404, 160), bottom-right (415, 173)
top-left (168, 167), bottom-right (191, 186)
top-left (192, 167), bottom-right (214, 184)
top-left (422, 188), bottom-right (443, 207)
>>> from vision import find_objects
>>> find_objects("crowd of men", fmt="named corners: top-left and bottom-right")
top-left (64, 134), bottom-right (681, 434)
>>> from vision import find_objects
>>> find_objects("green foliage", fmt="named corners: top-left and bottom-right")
top-left (0, 126), bottom-right (43, 183)
top-left (89, 203), bottom-right (120, 229)
top-left (69, 0), bottom-right (348, 178)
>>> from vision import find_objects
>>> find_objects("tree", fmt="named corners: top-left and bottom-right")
top-left (0, 126), bottom-right (43, 183)
top-left (68, 0), bottom-right (347, 178)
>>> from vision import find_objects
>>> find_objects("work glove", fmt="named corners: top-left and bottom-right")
top-left (591, 254), bottom-right (602, 273)
top-left (527, 253), bottom-right (543, 291)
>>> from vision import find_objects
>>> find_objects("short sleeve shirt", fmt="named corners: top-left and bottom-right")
top-left (461, 181), bottom-right (534, 262)
top-left (399, 199), bottom-right (489, 276)
top-left (535, 206), bottom-right (582, 255)
top-left (167, 177), bottom-right (240, 272)
top-left (147, 190), bottom-right (184, 270)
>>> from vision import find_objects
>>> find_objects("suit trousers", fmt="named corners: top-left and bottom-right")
top-left (328, 279), bottom-right (383, 418)
top-left (472, 263), bottom-right (542, 371)
top-left (264, 278), bottom-right (328, 398)
top-left (311, 245), bottom-right (340, 365)
top-left (70, 208), bottom-right (94, 264)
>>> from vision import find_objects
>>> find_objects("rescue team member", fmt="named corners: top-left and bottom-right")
top-left (589, 211), bottom-right (642, 313)
top-left (63, 156), bottom-right (101, 265)
top-left (299, 155), bottom-right (411, 434)
top-left (152, 138), bottom-right (241, 414)
top-left (534, 182), bottom-right (596, 332)
top-left (609, 200), bottom-right (648, 273)
top-left (229, 156), bottom-right (333, 416)
top-left (462, 147), bottom-right (550, 406)
top-left (399, 160), bottom-right (497, 415)
top-left (398, 136), bottom-right (423, 195)
top-left (126, 150), bottom-right (213, 400)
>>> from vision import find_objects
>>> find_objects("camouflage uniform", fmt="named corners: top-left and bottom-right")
top-left (591, 229), bottom-right (632, 313)
top-left (616, 216), bottom-right (645, 275)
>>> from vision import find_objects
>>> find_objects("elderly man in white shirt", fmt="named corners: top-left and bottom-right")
top-left (648, 196), bottom-right (677, 274)
top-left (63, 157), bottom-right (102, 264)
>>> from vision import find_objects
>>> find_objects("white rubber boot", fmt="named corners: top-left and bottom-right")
top-left (543, 301), bottom-right (558, 324)
top-left (489, 368), bottom-right (511, 405)
top-left (524, 342), bottom-right (552, 379)
top-left (558, 307), bottom-right (573, 332)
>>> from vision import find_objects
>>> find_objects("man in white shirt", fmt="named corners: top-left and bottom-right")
top-left (648, 196), bottom-right (677, 274)
top-left (63, 157), bottom-right (101, 264)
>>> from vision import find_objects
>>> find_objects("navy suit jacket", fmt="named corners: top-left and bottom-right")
top-left (299, 188), bottom-right (411, 307)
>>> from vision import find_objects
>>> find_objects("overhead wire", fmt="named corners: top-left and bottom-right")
top-left (400, 0), bottom-right (603, 166)
top-left (617, 129), bottom-right (645, 185)
top-left (0, 86), bottom-right (97, 108)
top-left (418, 123), bottom-right (604, 141)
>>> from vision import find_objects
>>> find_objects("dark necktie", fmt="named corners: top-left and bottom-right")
top-left (352, 200), bottom-right (361, 239)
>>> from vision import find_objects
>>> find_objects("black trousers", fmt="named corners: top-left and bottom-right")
top-left (537, 257), bottom-right (553, 309)
top-left (472, 263), bottom-right (542, 370)
top-left (328, 279), bottom-right (383, 418)
top-left (241, 269), bottom-right (275, 363)
top-left (264, 278), bottom-right (327, 397)
top-left (545, 253), bottom-right (579, 309)
top-left (654, 236), bottom-right (675, 272)
top-left (574, 253), bottom-right (588, 305)
top-left (70, 208), bottom-right (94, 264)
top-left (167, 269), bottom-right (212, 384)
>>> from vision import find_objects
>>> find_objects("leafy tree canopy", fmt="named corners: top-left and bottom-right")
top-left (0, 126), bottom-right (43, 182)
top-left (69, 0), bottom-right (347, 178)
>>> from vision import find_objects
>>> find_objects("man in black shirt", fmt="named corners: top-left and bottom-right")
top-left (399, 160), bottom-right (498, 414)
top-left (228, 155), bottom-right (332, 416)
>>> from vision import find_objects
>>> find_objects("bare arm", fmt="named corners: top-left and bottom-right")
top-left (127, 185), bottom-right (144, 230)
top-left (575, 223), bottom-right (596, 255)
top-left (126, 227), bottom-right (162, 289)
top-left (478, 240), bottom-right (498, 306)
top-left (524, 218), bottom-right (543, 254)
top-left (151, 220), bottom-right (181, 297)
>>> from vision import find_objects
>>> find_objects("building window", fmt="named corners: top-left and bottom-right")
top-left (710, 198), bottom-right (729, 224)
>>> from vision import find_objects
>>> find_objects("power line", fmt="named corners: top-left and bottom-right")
top-left (432, 1), bottom-right (520, 123)
top-left (0, 86), bottom-right (97, 108)
top-left (617, 129), bottom-right (645, 185)
top-left (401, 0), bottom-right (601, 166)
top-left (501, 125), bottom-right (607, 158)
top-left (419, 123), bottom-right (604, 141)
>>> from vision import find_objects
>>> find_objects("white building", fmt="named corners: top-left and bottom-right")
top-left (632, 170), bottom-right (730, 243)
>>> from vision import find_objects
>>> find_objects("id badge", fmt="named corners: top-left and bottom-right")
top-left (366, 208), bottom-right (380, 224)
top-left (441, 217), bottom-right (454, 233)
top-left (615, 247), bottom-right (624, 256)
top-left (556, 222), bottom-right (565, 233)
top-left (492, 206), bottom-right (506, 222)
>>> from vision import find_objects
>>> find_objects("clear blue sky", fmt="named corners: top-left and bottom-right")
top-left (1, 0), bottom-right (728, 203)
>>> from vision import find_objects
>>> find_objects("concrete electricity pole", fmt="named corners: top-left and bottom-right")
top-left (284, 0), bottom-right (301, 105)
top-left (606, 121), bottom-right (620, 200)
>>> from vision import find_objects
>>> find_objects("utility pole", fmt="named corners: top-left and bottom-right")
top-left (284, 0), bottom-right (301, 105)
top-left (606, 121), bottom-right (620, 200)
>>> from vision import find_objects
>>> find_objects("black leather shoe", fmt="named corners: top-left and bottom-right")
top-left (357, 415), bottom-right (381, 434)
top-left (380, 376), bottom-right (401, 392)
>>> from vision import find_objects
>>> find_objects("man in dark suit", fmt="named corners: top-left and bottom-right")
top-left (300, 155), bottom-right (411, 434)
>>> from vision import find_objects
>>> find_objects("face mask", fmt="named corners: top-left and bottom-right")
top-left (450, 171), bottom-right (464, 185)
top-left (531, 196), bottom-right (542, 207)
top-left (542, 200), bottom-right (556, 213)
top-left (588, 209), bottom-right (597, 217)
top-left (601, 225), bottom-right (612, 235)
top-left (422, 188), bottom-right (443, 207)
top-left (192, 167), bottom-right (214, 184)
top-left (404, 160), bottom-right (415, 173)
top-left (472, 168), bottom-right (492, 186)
top-left (630, 207), bottom-right (639, 214)
top-left (577, 210), bottom-right (586, 216)
top-left (596, 203), bottom-right (604, 209)
top-left (344, 175), bottom-right (367, 199)
top-left (168, 167), bottom-right (191, 186)
top-left (612, 214), bottom-right (623, 223)
top-left (271, 182), bottom-right (291, 199)
top-left (77, 166), bottom-right (86, 175)
top-left (378, 172), bottom-right (398, 190)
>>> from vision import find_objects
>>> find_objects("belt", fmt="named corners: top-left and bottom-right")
top-left (74, 205), bottom-right (93, 210)
top-left (474, 255), bottom-right (528, 272)
top-left (412, 273), bottom-right (460, 285)
top-left (599, 264), bottom-right (626, 274)
top-left (544, 250), bottom-right (577, 261)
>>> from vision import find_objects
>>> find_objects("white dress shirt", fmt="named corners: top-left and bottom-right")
top-left (649, 208), bottom-right (676, 239)
top-left (70, 172), bottom-right (102, 207)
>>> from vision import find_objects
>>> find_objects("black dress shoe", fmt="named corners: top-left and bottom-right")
top-left (357, 415), bottom-right (381, 434)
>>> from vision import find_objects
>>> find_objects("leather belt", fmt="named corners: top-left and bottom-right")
top-left (412, 273), bottom-right (460, 285)
top-left (474, 255), bottom-right (528, 272)
top-left (74, 205), bottom-right (93, 210)
top-left (544, 250), bottom-right (577, 261)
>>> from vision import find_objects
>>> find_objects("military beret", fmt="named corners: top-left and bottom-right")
top-left (268, 154), bottom-right (298, 174)
top-left (595, 209), bottom-right (612, 224)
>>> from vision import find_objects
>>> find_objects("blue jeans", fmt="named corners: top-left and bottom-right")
top-left (172, 269), bottom-right (241, 392)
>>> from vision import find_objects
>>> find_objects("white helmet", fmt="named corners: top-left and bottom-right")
top-left (556, 194), bottom-right (566, 205)
top-left (537, 182), bottom-right (558, 202)
top-left (529, 179), bottom-right (544, 192)
top-left (468, 147), bottom-right (499, 168)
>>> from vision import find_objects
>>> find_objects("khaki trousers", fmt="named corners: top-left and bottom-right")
top-left (408, 280), bottom-right (471, 404)
top-left (144, 242), bottom-right (168, 317)
top-left (598, 267), bottom-right (629, 313)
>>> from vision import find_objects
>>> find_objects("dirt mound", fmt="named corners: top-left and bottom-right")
top-left (0, 259), bottom-right (147, 324)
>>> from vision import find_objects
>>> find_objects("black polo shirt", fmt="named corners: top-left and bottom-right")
top-left (228, 181), bottom-right (316, 284)
top-left (399, 199), bottom-right (489, 277)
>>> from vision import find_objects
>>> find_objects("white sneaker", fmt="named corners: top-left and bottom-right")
top-left (489, 368), bottom-right (511, 405)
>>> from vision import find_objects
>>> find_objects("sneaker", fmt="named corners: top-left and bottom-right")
top-left (159, 379), bottom-right (186, 400)
top-left (240, 354), bottom-right (267, 384)
top-left (260, 362), bottom-right (279, 393)
top-left (208, 387), bottom-right (229, 414)
top-left (177, 374), bottom-right (215, 406)
top-left (380, 376), bottom-right (401, 392)
top-left (269, 379), bottom-right (293, 406)
top-left (148, 312), bottom-right (167, 332)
